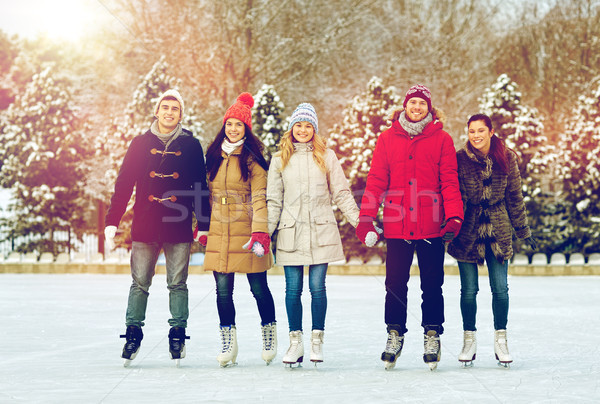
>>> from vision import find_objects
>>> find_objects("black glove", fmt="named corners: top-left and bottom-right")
top-left (524, 237), bottom-right (537, 251)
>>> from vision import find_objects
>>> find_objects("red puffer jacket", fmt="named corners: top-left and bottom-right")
top-left (359, 114), bottom-right (463, 240)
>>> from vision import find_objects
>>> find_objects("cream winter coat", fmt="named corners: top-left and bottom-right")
top-left (267, 142), bottom-right (359, 265)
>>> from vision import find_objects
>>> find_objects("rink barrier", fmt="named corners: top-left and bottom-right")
top-left (1, 260), bottom-right (600, 276)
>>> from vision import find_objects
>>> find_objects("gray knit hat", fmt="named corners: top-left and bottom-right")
top-left (154, 89), bottom-right (184, 122)
top-left (288, 103), bottom-right (318, 134)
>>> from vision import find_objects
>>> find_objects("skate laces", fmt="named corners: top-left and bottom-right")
top-left (424, 332), bottom-right (440, 354)
top-left (495, 331), bottom-right (509, 354)
top-left (220, 327), bottom-right (233, 353)
top-left (385, 331), bottom-right (402, 353)
top-left (262, 324), bottom-right (275, 350)
top-left (462, 331), bottom-right (475, 352)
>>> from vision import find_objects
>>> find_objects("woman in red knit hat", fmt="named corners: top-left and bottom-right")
top-left (202, 92), bottom-right (277, 367)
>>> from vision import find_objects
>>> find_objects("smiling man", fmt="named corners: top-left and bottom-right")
top-left (104, 89), bottom-right (210, 367)
top-left (355, 84), bottom-right (463, 371)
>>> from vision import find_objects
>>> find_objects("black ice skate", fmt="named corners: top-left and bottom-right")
top-left (381, 329), bottom-right (404, 370)
top-left (423, 330), bottom-right (441, 371)
top-left (120, 325), bottom-right (143, 367)
top-left (168, 326), bottom-right (190, 367)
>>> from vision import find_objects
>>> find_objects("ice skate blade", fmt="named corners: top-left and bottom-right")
top-left (497, 361), bottom-right (511, 369)
top-left (384, 360), bottom-right (397, 370)
top-left (219, 361), bottom-right (238, 368)
top-left (460, 361), bottom-right (474, 368)
top-left (428, 362), bottom-right (438, 371)
top-left (123, 359), bottom-right (132, 367)
top-left (284, 362), bottom-right (303, 369)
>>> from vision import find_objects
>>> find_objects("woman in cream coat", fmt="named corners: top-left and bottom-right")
top-left (267, 103), bottom-right (359, 366)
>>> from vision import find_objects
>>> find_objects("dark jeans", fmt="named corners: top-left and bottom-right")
top-left (384, 238), bottom-right (445, 335)
top-left (126, 241), bottom-right (190, 328)
top-left (213, 271), bottom-right (276, 327)
top-left (458, 243), bottom-right (509, 331)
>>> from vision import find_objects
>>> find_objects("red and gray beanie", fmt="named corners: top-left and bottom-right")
top-left (223, 92), bottom-right (254, 129)
top-left (403, 84), bottom-right (432, 112)
top-left (154, 89), bottom-right (184, 122)
top-left (288, 103), bottom-right (319, 134)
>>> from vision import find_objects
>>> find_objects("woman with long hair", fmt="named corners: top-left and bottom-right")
top-left (203, 92), bottom-right (277, 367)
top-left (267, 103), bottom-right (360, 366)
top-left (448, 113), bottom-right (536, 368)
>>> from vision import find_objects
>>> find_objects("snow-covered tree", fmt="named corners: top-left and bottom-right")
top-left (557, 79), bottom-right (600, 253)
top-left (328, 76), bottom-right (400, 261)
top-left (479, 74), bottom-right (564, 254)
top-left (0, 64), bottom-right (93, 254)
top-left (252, 84), bottom-right (285, 162)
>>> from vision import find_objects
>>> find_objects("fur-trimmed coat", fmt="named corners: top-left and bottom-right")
top-left (448, 144), bottom-right (531, 264)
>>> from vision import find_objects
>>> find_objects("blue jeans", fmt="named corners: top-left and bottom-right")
top-left (284, 264), bottom-right (328, 332)
top-left (458, 244), bottom-right (509, 331)
top-left (126, 241), bottom-right (191, 328)
top-left (213, 271), bottom-right (276, 327)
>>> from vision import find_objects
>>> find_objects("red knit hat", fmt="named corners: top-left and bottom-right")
top-left (223, 92), bottom-right (254, 129)
top-left (403, 84), bottom-right (432, 112)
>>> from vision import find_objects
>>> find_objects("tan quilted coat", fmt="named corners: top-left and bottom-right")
top-left (203, 147), bottom-right (273, 273)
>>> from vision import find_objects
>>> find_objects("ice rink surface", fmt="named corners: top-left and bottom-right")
top-left (1, 272), bottom-right (599, 403)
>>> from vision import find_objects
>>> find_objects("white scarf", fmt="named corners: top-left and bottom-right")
top-left (221, 138), bottom-right (245, 155)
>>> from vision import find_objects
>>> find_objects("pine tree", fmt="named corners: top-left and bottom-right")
top-left (252, 84), bottom-right (285, 162)
top-left (478, 74), bottom-right (565, 254)
top-left (557, 79), bottom-right (600, 254)
top-left (0, 64), bottom-right (92, 254)
top-left (328, 76), bottom-right (400, 261)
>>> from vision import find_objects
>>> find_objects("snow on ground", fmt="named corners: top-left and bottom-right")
top-left (0, 273), bottom-right (599, 403)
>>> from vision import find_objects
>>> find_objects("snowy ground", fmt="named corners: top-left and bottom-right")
top-left (1, 272), bottom-right (599, 404)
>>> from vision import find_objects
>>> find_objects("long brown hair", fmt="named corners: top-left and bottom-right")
top-left (205, 123), bottom-right (268, 182)
top-left (276, 129), bottom-right (327, 173)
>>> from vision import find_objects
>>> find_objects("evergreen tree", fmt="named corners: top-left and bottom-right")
top-left (0, 64), bottom-right (92, 254)
top-left (557, 79), bottom-right (600, 253)
top-left (252, 84), bottom-right (285, 162)
top-left (328, 76), bottom-right (400, 261)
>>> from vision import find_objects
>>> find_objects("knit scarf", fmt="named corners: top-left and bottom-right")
top-left (222, 138), bottom-right (245, 155)
top-left (151, 121), bottom-right (182, 151)
top-left (398, 111), bottom-right (433, 137)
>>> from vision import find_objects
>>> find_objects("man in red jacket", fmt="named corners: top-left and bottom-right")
top-left (356, 84), bottom-right (463, 370)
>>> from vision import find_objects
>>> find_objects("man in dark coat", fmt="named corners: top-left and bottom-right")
top-left (105, 89), bottom-right (210, 365)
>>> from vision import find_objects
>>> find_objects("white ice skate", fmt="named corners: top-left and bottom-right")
top-left (310, 330), bottom-right (324, 366)
top-left (494, 329), bottom-right (512, 368)
top-left (458, 330), bottom-right (476, 368)
top-left (261, 322), bottom-right (277, 365)
top-left (381, 330), bottom-right (404, 370)
top-left (282, 330), bottom-right (304, 368)
top-left (424, 330), bottom-right (441, 371)
top-left (217, 325), bottom-right (238, 367)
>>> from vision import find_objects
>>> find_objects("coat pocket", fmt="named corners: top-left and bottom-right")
top-left (314, 217), bottom-right (340, 246)
top-left (418, 194), bottom-right (442, 235)
top-left (277, 220), bottom-right (296, 252)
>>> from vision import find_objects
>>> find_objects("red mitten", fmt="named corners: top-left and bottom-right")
top-left (441, 217), bottom-right (462, 242)
top-left (356, 216), bottom-right (379, 247)
top-left (243, 232), bottom-right (270, 257)
top-left (193, 227), bottom-right (209, 247)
